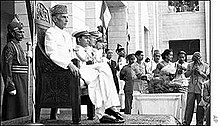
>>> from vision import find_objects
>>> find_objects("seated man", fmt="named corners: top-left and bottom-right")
top-left (44, 4), bottom-right (79, 119)
top-left (72, 29), bottom-right (125, 123)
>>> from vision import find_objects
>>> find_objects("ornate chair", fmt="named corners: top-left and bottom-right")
top-left (34, 2), bottom-right (94, 124)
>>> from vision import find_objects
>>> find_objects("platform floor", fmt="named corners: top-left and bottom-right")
top-left (2, 107), bottom-right (180, 125)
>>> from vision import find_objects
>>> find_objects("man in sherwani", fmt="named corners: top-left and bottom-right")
top-left (105, 49), bottom-right (120, 94)
top-left (44, 4), bottom-right (79, 119)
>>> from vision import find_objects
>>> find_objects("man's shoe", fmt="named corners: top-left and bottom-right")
top-left (105, 108), bottom-right (124, 120)
top-left (99, 115), bottom-right (124, 123)
top-left (115, 119), bottom-right (125, 123)
top-left (99, 115), bottom-right (116, 123)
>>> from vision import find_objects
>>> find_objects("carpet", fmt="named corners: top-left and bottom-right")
top-left (2, 110), bottom-right (180, 125)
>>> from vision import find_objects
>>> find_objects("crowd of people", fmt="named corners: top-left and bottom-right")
top-left (168, 0), bottom-right (199, 13)
top-left (1, 4), bottom-right (210, 125)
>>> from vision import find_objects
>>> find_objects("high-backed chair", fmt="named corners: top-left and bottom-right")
top-left (34, 2), bottom-right (94, 124)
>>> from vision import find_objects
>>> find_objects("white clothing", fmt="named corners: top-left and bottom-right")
top-left (174, 61), bottom-right (188, 79)
top-left (77, 45), bottom-right (120, 109)
top-left (145, 60), bottom-right (158, 74)
top-left (117, 57), bottom-right (127, 109)
top-left (93, 48), bottom-right (104, 63)
top-left (145, 60), bottom-right (159, 80)
top-left (173, 61), bottom-right (189, 86)
top-left (117, 57), bottom-right (127, 94)
top-left (160, 62), bottom-right (176, 75)
top-left (45, 26), bottom-right (77, 69)
top-left (84, 46), bottom-right (105, 63)
top-left (118, 57), bottom-right (127, 70)
top-left (168, 5), bottom-right (176, 13)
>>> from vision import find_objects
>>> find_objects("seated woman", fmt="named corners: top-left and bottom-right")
top-left (72, 29), bottom-right (124, 123)
top-left (149, 49), bottom-right (177, 93)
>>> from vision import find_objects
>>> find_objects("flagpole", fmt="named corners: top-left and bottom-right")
top-left (25, 1), bottom-right (43, 125)
top-left (31, 1), bottom-right (42, 124)
top-left (126, 42), bottom-right (129, 56)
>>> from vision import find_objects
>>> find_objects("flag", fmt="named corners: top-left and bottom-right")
top-left (25, 0), bottom-right (34, 43)
top-left (126, 21), bottom-right (130, 43)
top-left (125, 7), bottom-right (130, 55)
top-left (151, 45), bottom-right (154, 60)
top-left (100, 1), bottom-right (111, 29)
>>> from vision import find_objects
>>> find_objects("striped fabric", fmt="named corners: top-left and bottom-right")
top-left (12, 65), bottom-right (28, 73)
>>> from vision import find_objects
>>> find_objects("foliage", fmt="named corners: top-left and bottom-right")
top-left (147, 75), bottom-right (184, 93)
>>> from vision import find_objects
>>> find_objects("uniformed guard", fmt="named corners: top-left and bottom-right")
top-left (2, 15), bottom-right (29, 121)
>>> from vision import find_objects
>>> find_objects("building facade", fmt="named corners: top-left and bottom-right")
top-left (0, 0), bottom-right (210, 121)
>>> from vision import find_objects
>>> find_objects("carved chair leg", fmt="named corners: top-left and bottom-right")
top-left (50, 108), bottom-right (58, 120)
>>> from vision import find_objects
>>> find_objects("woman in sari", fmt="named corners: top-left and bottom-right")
top-left (154, 49), bottom-right (176, 79)
top-left (149, 49), bottom-right (177, 93)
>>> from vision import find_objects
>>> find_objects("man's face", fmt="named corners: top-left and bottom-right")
top-left (192, 54), bottom-right (202, 64)
top-left (79, 35), bottom-right (90, 47)
top-left (154, 53), bottom-right (161, 63)
top-left (89, 36), bottom-right (96, 47)
top-left (96, 42), bottom-right (103, 49)
top-left (118, 50), bottom-right (125, 57)
top-left (106, 50), bottom-right (113, 59)
top-left (137, 52), bottom-right (144, 61)
top-left (54, 14), bottom-right (68, 29)
top-left (13, 28), bottom-right (24, 41)
top-left (129, 55), bottom-right (136, 64)
top-left (178, 54), bottom-right (186, 63)
top-left (166, 51), bottom-right (173, 61)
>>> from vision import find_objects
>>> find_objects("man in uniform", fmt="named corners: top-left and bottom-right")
top-left (2, 15), bottom-right (29, 121)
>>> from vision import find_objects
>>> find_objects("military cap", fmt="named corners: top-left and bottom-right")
top-left (7, 15), bottom-right (23, 32)
top-left (72, 30), bottom-right (91, 38)
top-left (89, 31), bottom-right (102, 38)
top-left (50, 4), bottom-right (68, 16)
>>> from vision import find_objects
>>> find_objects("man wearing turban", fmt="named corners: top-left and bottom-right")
top-left (2, 15), bottom-right (29, 120)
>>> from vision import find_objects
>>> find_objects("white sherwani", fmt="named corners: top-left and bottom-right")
top-left (45, 26), bottom-right (77, 69)
top-left (77, 45), bottom-right (120, 109)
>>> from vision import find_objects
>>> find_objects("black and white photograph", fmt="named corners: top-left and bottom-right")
top-left (1, 0), bottom-right (218, 125)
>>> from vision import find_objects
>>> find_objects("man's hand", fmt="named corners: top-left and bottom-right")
top-left (68, 63), bottom-right (80, 76)
top-left (9, 90), bottom-right (16, 95)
